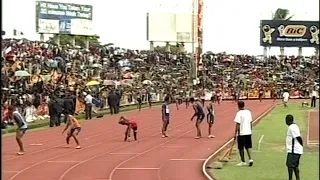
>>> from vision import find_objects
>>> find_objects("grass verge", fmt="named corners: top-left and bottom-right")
top-left (209, 103), bottom-right (319, 180)
top-left (2, 102), bottom-right (162, 135)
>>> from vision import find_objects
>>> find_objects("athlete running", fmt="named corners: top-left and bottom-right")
top-left (207, 97), bottom-right (215, 138)
top-left (119, 116), bottom-right (138, 141)
top-left (7, 105), bottom-right (28, 155)
top-left (190, 98), bottom-right (205, 139)
top-left (62, 114), bottom-right (81, 149)
top-left (161, 97), bottom-right (170, 138)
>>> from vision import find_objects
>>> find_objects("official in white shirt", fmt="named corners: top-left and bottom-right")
top-left (310, 89), bottom-right (317, 108)
top-left (285, 114), bottom-right (303, 180)
top-left (84, 92), bottom-right (93, 120)
top-left (282, 89), bottom-right (290, 107)
top-left (234, 101), bottom-right (254, 167)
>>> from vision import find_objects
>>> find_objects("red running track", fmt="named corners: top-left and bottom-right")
top-left (308, 110), bottom-right (319, 143)
top-left (3, 100), bottom-right (275, 180)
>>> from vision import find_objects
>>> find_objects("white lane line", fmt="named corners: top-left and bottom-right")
top-left (116, 168), bottom-right (159, 170)
top-left (170, 159), bottom-right (206, 161)
top-left (257, 134), bottom-right (265, 151)
top-left (109, 153), bottom-right (140, 155)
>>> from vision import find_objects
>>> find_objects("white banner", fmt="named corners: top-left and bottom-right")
top-left (38, 19), bottom-right (60, 34)
top-left (70, 19), bottom-right (93, 36)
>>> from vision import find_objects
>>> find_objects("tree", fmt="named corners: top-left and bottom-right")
top-left (154, 43), bottom-right (181, 54)
top-left (272, 8), bottom-right (294, 56)
top-left (47, 34), bottom-right (101, 47)
top-left (272, 8), bottom-right (294, 20)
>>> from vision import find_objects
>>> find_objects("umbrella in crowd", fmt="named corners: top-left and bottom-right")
top-left (142, 80), bottom-right (153, 85)
top-left (15, 70), bottom-right (30, 77)
top-left (86, 80), bottom-right (100, 86)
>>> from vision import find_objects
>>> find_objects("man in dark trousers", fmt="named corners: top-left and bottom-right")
top-left (115, 89), bottom-right (122, 113)
top-left (63, 92), bottom-right (75, 123)
top-left (310, 88), bottom-right (317, 108)
top-left (55, 94), bottom-right (64, 125)
top-left (285, 114), bottom-right (303, 180)
top-left (84, 92), bottom-right (93, 120)
top-left (48, 95), bottom-right (60, 127)
top-left (108, 90), bottom-right (118, 115)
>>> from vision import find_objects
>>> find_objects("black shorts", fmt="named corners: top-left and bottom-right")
top-left (237, 135), bottom-right (252, 150)
top-left (132, 126), bottom-right (138, 132)
top-left (286, 153), bottom-right (301, 168)
top-left (207, 114), bottom-right (214, 124)
top-left (196, 114), bottom-right (205, 122)
top-left (70, 127), bottom-right (81, 135)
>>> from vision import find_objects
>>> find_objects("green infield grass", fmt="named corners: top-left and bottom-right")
top-left (210, 103), bottom-right (319, 180)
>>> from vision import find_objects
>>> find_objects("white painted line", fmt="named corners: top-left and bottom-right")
top-left (30, 143), bottom-right (43, 146)
top-left (116, 168), bottom-right (159, 170)
top-left (170, 159), bottom-right (206, 161)
top-left (47, 161), bottom-right (80, 163)
top-left (109, 153), bottom-right (139, 155)
top-left (258, 134), bottom-right (265, 151)
top-left (202, 103), bottom-right (277, 180)
top-left (307, 142), bottom-right (319, 145)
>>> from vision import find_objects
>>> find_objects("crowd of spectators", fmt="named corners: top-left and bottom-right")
top-left (1, 37), bottom-right (319, 129)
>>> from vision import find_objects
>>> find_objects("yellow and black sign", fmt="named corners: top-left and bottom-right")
top-left (260, 20), bottom-right (319, 47)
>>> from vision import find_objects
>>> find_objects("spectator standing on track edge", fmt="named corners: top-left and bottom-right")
top-left (310, 88), bottom-right (317, 107)
top-left (233, 101), bottom-right (254, 167)
top-left (84, 92), bottom-right (93, 120)
top-left (283, 89), bottom-right (290, 108)
top-left (285, 114), bottom-right (303, 180)
top-left (108, 90), bottom-right (119, 115)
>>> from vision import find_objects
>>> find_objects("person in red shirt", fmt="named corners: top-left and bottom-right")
top-left (119, 116), bottom-right (137, 142)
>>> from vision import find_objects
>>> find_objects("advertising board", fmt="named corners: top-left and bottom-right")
top-left (35, 1), bottom-right (93, 35)
top-left (146, 12), bottom-right (196, 43)
top-left (260, 20), bottom-right (319, 47)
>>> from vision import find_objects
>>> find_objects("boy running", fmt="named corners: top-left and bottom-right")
top-left (62, 114), bottom-right (81, 149)
top-left (161, 97), bottom-right (170, 138)
top-left (8, 105), bottom-right (28, 155)
top-left (207, 97), bottom-right (215, 138)
top-left (119, 116), bottom-right (138, 141)
top-left (190, 98), bottom-right (205, 139)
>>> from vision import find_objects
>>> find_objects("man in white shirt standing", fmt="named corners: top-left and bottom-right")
top-left (310, 88), bottom-right (317, 108)
top-left (84, 92), bottom-right (93, 120)
top-left (285, 114), bottom-right (303, 180)
top-left (283, 89), bottom-right (290, 108)
top-left (234, 101), bottom-right (254, 166)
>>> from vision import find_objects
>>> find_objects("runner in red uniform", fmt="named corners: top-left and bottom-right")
top-left (119, 116), bottom-right (138, 142)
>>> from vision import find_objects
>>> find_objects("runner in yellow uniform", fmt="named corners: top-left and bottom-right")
top-left (62, 114), bottom-right (81, 149)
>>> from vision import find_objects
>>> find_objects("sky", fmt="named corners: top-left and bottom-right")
top-left (2, 0), bottom-right (319, 55)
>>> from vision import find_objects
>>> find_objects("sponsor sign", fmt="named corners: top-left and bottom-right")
top-left (260, 20), bottom-right (319, 47)
top-left (36, 1), bottom-right (93, 35)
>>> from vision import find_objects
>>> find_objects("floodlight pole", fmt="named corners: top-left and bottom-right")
top-left (190, 0), bottom-right (197, 83)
